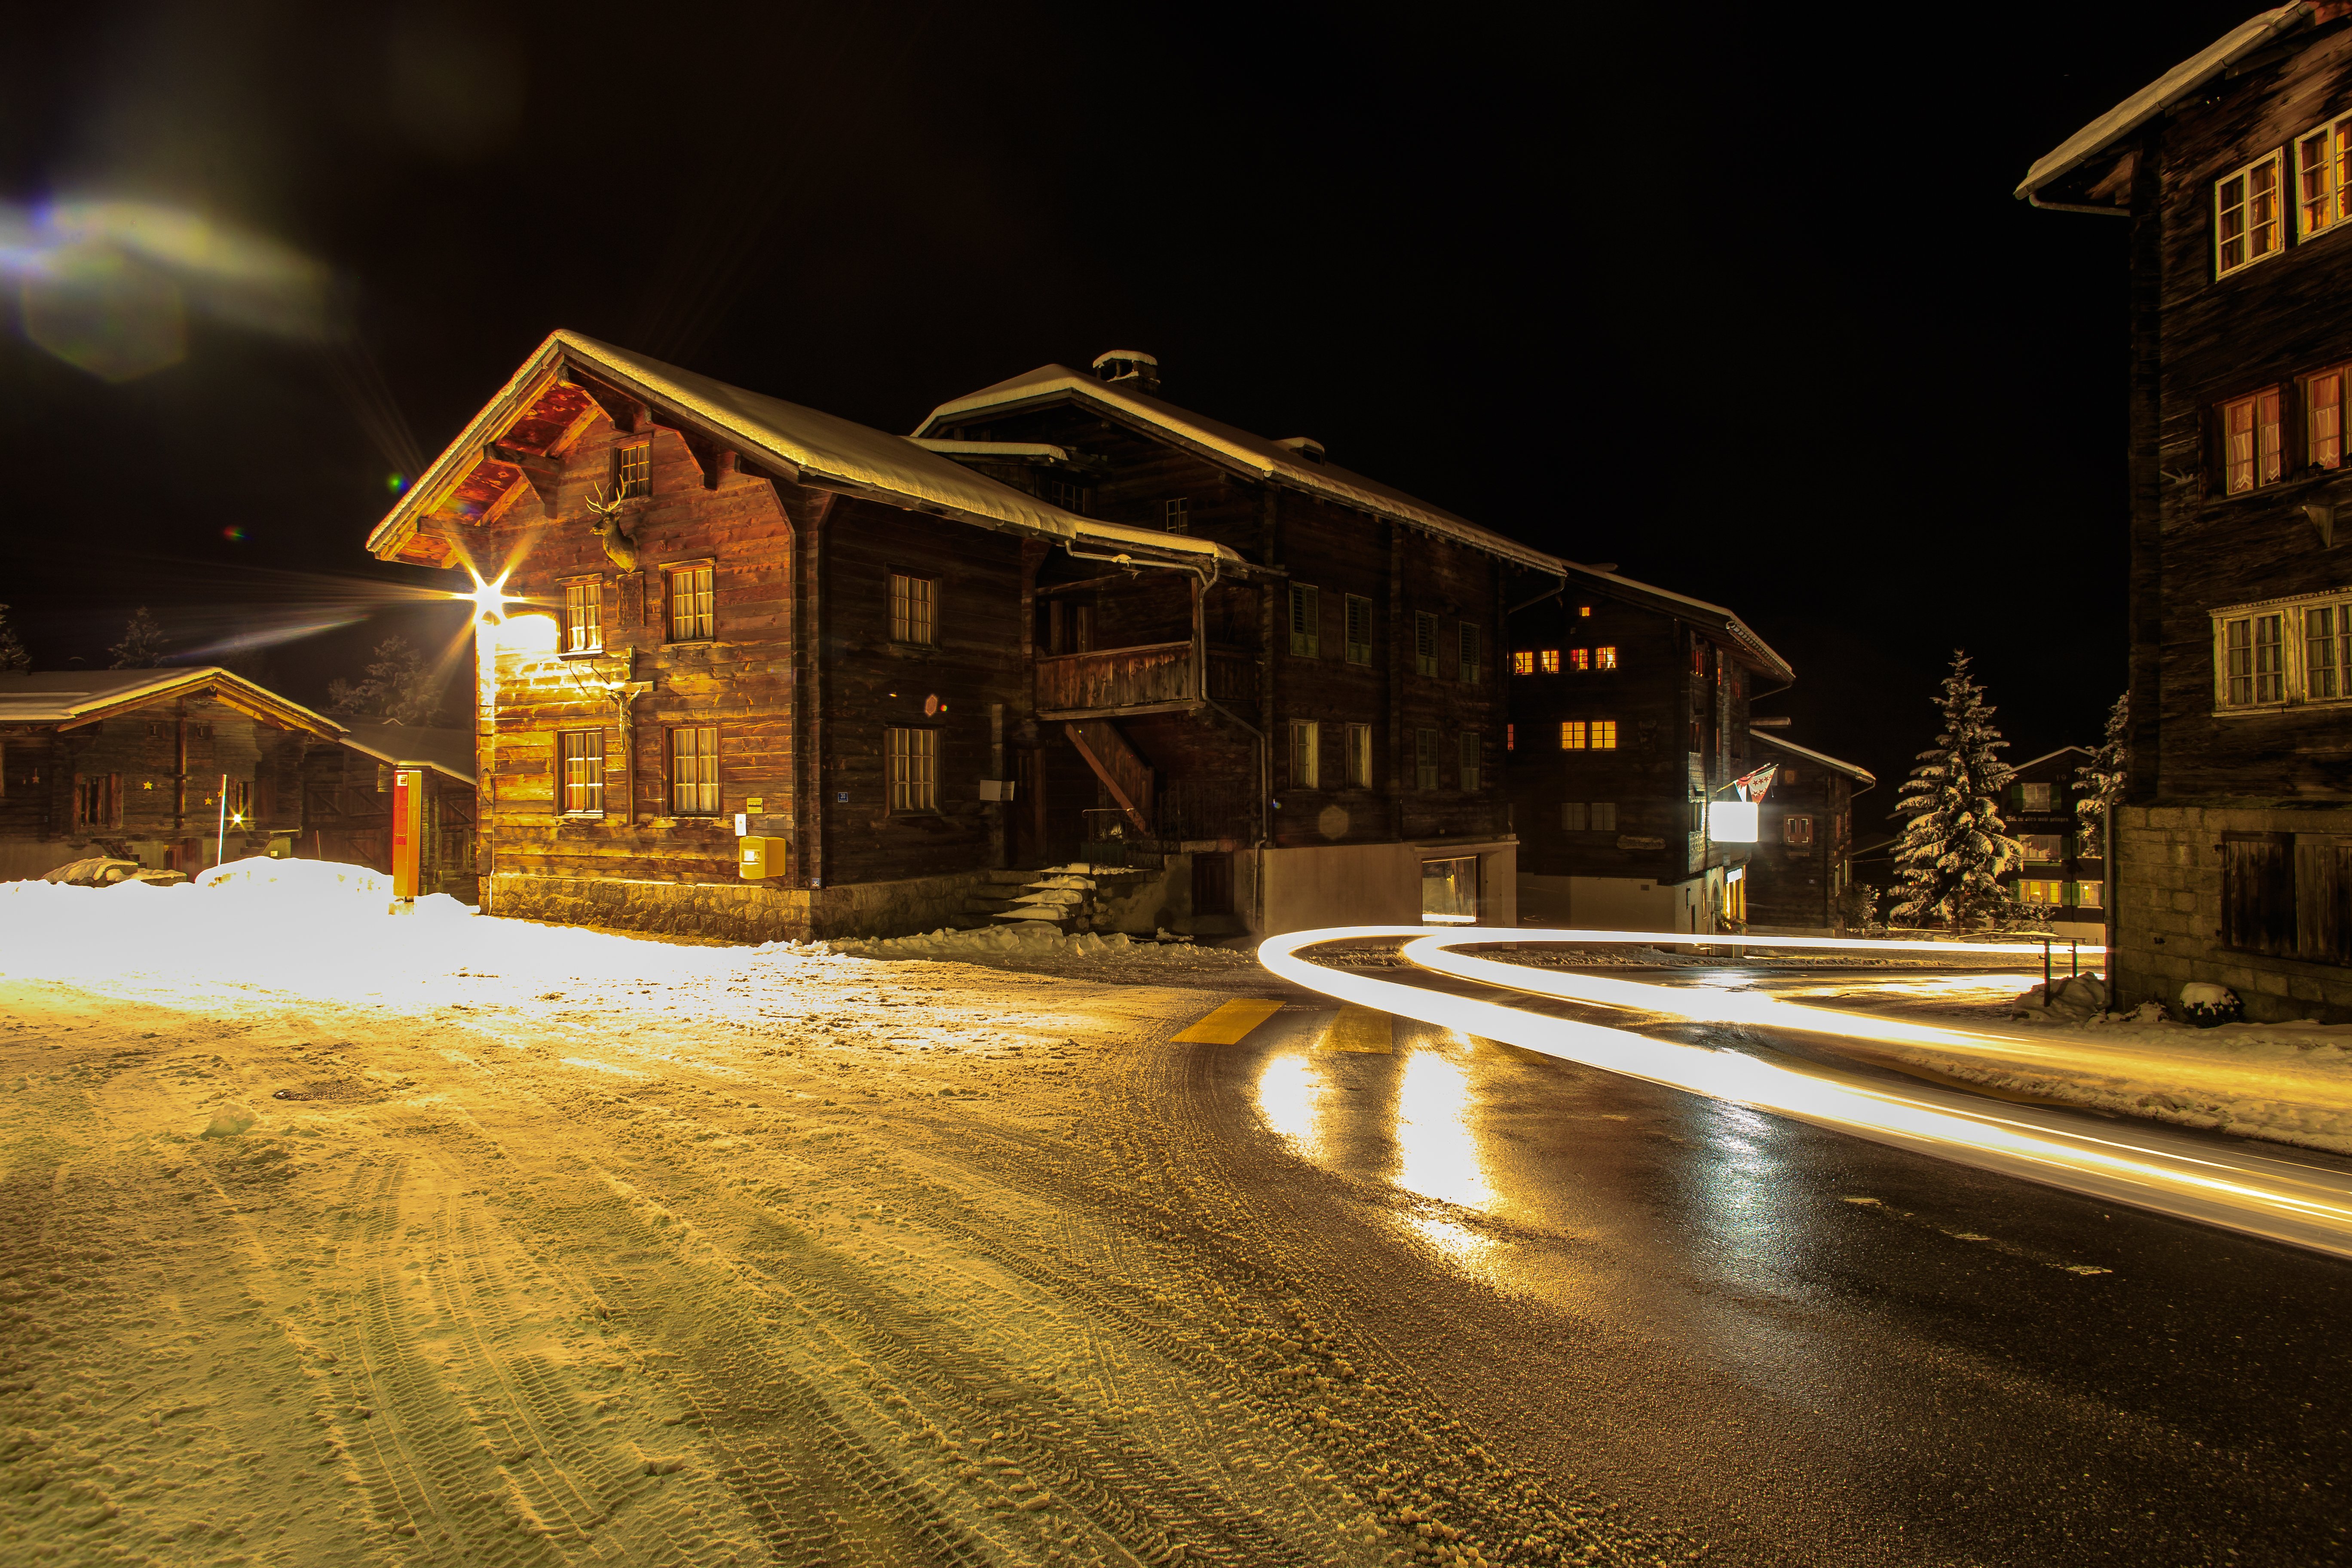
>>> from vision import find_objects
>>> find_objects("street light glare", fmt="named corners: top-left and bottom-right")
top-left (456, 568), bottom-right (519, 624)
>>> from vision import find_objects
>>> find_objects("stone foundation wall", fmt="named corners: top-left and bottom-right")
top-left (486, 870), bottom-right (991, 945)
top-left (2114, 803), bottom-right (2352, 1023)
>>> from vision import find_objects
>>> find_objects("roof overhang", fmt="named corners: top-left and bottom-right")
top-left (1749, 728), bottom-right (1875, 786)
top-left (0, 668), bottom-right (346, 740)
top-left (1561, 562), bottom-right (1796, 685)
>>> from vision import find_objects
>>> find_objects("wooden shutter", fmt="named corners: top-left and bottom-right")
top-left (2222, 832), bottom-right (2295, 955)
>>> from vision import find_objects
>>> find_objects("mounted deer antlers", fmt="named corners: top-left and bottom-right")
top-left (583, 481), bottom-right (641, 573)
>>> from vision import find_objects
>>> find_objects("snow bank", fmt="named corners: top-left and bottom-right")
top-left (830, 922), bottom-right (1249, 968)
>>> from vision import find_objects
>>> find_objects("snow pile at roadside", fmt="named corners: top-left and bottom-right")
top-left (1886, 1009), bottom-right (2352, 1154)
top-left (831, 921), bottom-right (1252, 967)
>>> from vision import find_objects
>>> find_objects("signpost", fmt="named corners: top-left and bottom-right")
top-left (391, 767), bottom-right (423, 899)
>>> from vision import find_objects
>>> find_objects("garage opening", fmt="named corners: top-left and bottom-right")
top-left (1421, 855), bottom-right (1479, 925)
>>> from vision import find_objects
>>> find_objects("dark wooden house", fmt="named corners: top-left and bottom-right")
top-left (1998, 746), bottom-right (2104, 934)
top-left (303, 723), bottom-right (480, 902)
top-left (1504, 567), bottom-right (1796, 934)
top-left (2023, 2), bottom-right (2352, 1018)
top-left (0, 668), bottom-right (340, 879)
top-left (1740, 729), bottom-right (1874, 933)
top-left (911, 351), bottom-right (1564, 931)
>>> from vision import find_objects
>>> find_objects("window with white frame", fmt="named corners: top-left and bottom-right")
top-left (615, 441), bottom-right (651, 499)
top-left (671, 726), bottom-right (719, 815)
top-left (560, 730), bottom-right (604, 814)
top-left (1289, 720), bottom-right (1320, 789)
top-left (564, 578), bottom-right (601, 653)
top-left (2019, 782), bottom-right (2054, 812)
top-left (1344, 594), bottom-right (1373, 665)
top-left (2222, 387), bottom-right (2284, 493)
top-left (2216, 150), bottom-right (2284, 277)
top-left (2308, 364), bottom-right (2351, 471)
top-left (667, 563), bottom-right (714, 642)
top-left (1458, 731), bottom-right (1481, 792)
top-left (886, 727), bottom-right (938, 812)
top-left (2296, 114), bottom-right (2352, 239)
top-left (1345, 722), bottom-right (1372, 788)
top-left (2206, 593), bottom-right (2352, 709)
top-left (2310, 601), bottom-right (2352, 699)
top-left (890, 571), bottom-right (937, 645)
top-left (1289, 584), bottom-right (1320, 657)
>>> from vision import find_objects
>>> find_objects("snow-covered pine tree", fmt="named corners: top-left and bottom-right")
top-left (0, 603), bottom-right (28, 674)
top-left (327, 634), bottom-right (446, 727)
top-left (2075, 692), bottom-right (2128, 859)
top-left (1891, 651), bottom-right (2023, 928)
top-left (108, 606), bottom-right (168, 668)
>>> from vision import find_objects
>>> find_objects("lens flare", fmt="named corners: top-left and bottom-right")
top-left (457, 567), bottom-right (522, 625)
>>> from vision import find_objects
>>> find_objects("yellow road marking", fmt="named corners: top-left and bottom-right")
top-left (1172, 998), bottom-right (1287, 1044)
top-left (1317, 1004), bottom-right (1393, 1054)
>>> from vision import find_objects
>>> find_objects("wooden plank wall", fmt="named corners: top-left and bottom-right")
top-left (0, 699), bottom-right (309, 864)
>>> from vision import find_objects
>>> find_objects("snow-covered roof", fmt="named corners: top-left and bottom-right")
top-left (366, 332), bottom-right (1243, 573)
top-left (2016, 4), bottom-right (2312, 202)
top-left (1750, 729), bottom-right (1876, 786)
top-left (910, 438), bottom-right (1084, 464)
top-left (0, 668), bottom-right (343, 738)
top-left (913, 364), bottom-right (1568, 575)
top-left (1565, 562), bottom-right (1796, 684)
top-left (338, 722), bottom-right (475, 785)
top-left (2012, 744), bottom-right (2095, 775)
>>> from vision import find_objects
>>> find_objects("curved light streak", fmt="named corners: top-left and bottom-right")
top-left (1259, 927), bottom-right (2352, 1260)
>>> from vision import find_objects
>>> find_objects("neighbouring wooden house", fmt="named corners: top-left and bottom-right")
top-left (1504, 567), bottom-right (1797, 934)
top-left (910, 350), bottom-right (1563, 930)
top-left (1739, 728), bottom-right (1875, 933)
top-left (1998, 746), bottom-right (2104, 936)
top-left (2022, 2), bottom-right (2352, 1018)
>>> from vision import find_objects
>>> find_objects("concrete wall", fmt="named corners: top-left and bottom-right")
top-left (487, 868), bottom-right (990, 945)
top-left (1516, 873), bottom-right (1705, 933)
top-left (2113, 803), bottom-right (2352, 1023)
top-left (1254, 839), bottom-right (1517, 936)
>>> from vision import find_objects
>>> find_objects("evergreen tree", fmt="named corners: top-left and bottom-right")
top-left (1891, 651), bottom-right (2023, 928)
top-left (2074, 692), bottom-right (2129, 859)
top-left (328, 634), bottom-right (446, 727)
top-left (108, 606), bottom-right (169, 668)
top-left (0, 603), bottom-right (28, 674)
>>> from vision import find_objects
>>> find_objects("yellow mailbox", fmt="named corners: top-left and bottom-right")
top-left (738, 836), bottom-right (790, 880)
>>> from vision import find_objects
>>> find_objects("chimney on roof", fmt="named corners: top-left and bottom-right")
top-left (1091, 349), bottom-right (1160, 394)
top-left (1277, 436), bottom-right (1326, 465)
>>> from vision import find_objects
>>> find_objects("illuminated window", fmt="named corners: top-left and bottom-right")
top-left (1560, 720), bottom-right (1586, 750)
top-left (2019, 782), bottom-right (2054, 812)
top-left (1346, 723), bottom-right (1372, 787)
top-left (1505, 723), bottom-right (1515, 751)
top-left (1457, 622), bottom-right (1482, 683)
top-left (670, 726), bottom-right (719, 815)
top-left (1596, 646), bottom-right (1618, 670)
top-left (1345, 594), bottom-right (1373, 665)
top-left (2076, 880), bottom-right (2104, 908)
top-left (1289, 720), bottom-right (1320, 789)
top-left (2309, 603), bottom-right (2352, 698)
top-left (1289, 584), bottom-right (1320, 657)
top-left (2213, 591), bottom-right (2352, 708)
top-left (1458, 731), bottom-right (1481, 791)
top-left (886, 727), bottom-right (938, 812)
top-left (890, 571), bottom-right (937, 645)
top-left (1692, 642), bottom-right (1709, 675)
top-left (668, 564), bottom-right (715, 642)
top-left (1591, 719), bottom-right (1617, 749)
top-left (1782, 814), bottom-right (1814, 846)
top-left (2222, 388), bottom-right (2284, 493)
top-left (560, 730), bottom-right (604, 815)
top-left (1415, 612), bottom-right (1439, 676)
top-left (2307, 364), bottom-right (2351, 470)
top-left (1513, 650), bottom-right (1536, 676)
top-left (1566, 647), bottom-right (1590, 673)
top-left (2221, 612), bottom-right (2285, 706)
top-left (1577, 605), bottom-right (1592, 618)
top-left (2295, 116), bottom-right (2352, 239)
top-left (563, 578), bottom-right (601, 653)
top-left (1415, 728), bottom-right (1439, 790)
top-left (2216, 150), bottom-right (2283, 277)
top-left (615, 441), bottom-right (651, 499)
top-left (1165, 497), bottom-right (1190, 534)
top-left (1539, 649), bottom-right (1560, 674)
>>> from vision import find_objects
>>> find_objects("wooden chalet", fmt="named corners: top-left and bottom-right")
top-left (910, 350), bottom-right (1568, 931)
top-left (0, 668), bottom-right (340, 879)
top-left (1997, 746), bottom-right (2104, 935)
top-left (1739, 729), bottom-right (1874, 933)
top-left (2023, 1), bottom-right (2352, 1018)
top-left (1504, 567), bottom-right (1796, 934)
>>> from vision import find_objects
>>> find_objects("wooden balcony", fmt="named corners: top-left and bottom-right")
top-left (1036, 641), bottom-right (1197, 718)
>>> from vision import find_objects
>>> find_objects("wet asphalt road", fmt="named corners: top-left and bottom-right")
top-left (1190, 968), bottom-right (2352, 1568)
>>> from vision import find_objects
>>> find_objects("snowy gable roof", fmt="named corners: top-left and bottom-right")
top-left (913, 364), bottom-right (1568, 575)
top-left (365, 332), bottom-right (1243, 572)
top-left (1750, 729), bottom-right (1875, 786)
top-left (0, 668), bottom-right (343, 737)
top-left (2016, 3), bottom-right (2312, 202)
top-left (338, 722), bottom-right (476, 785)
top-left (1566, 563), bottom-right (1796, 684)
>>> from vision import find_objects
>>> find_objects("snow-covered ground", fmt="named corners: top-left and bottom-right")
top-left (0, 867), bottom-right (1659, 1568)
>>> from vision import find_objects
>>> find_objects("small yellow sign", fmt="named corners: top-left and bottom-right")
top-left (746, 796), bottom-right (764, 810)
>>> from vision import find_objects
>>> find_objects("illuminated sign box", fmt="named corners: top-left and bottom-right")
top-left (1707, 801), bottom-right (1759, 842)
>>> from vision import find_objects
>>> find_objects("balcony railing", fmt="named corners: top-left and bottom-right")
top-left (1036, 641), bottom-right (1196, 714)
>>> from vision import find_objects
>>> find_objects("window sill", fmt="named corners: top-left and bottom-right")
top-left (557, 649), bottom-right (607, 660)
top-left (664, 637), bottom-right (717, 649)
top-left (560, 810), bottom-right (606, 820)
top-left (2210, 698), bottom-right (2352, 717)
top-left (2195, 467), bottom-right (2352, 513)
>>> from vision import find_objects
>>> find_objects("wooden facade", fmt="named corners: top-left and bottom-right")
top-left (1504, 568), bottom-right (1796, 934)
top-left (2025, 3), bottom-right (2352, 1017)
top-left (1740, 730), bottom-right (1873, 933)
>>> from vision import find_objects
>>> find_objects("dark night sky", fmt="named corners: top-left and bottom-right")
top-left (0, 3), bottom-right (2266, 836)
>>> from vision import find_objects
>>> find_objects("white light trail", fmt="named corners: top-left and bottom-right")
top-left (1259, 927), bottom-right (2352, 1259)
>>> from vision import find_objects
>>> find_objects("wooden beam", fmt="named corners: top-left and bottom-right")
top-left (486, 442), bottom-right (563, 513)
